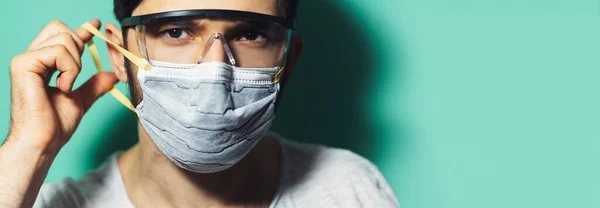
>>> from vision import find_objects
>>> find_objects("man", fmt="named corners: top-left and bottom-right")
top-left (0, 0), bottom-right (399, 207)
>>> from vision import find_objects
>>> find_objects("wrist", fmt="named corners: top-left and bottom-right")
top-left (0, 136), bottom-right (58, 208)
top-left (3, 134), bottom-right (60, 159)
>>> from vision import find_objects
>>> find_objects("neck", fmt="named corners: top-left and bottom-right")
top-left (118, 122), bottom-right (281, 208)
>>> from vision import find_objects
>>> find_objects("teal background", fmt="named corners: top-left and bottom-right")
top-left (2, 0), bottom-right (600, 207)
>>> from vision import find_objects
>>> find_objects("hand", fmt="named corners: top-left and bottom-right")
top-left (7, 19), bottom-right (118, 154)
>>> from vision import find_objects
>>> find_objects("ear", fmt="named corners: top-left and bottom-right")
top-left (105, 23), bottom-right (128, 83)
top-left (280, 36), bottom-right (304, 88)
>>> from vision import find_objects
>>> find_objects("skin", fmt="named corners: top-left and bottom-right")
top-left (0, 0), bottom-right (303, 207)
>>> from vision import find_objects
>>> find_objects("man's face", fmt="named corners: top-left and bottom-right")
top-left (115, 0), bottom-right (296, 104)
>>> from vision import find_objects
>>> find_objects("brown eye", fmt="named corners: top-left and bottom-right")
top-left (165, 28), bottom-right (190, 39)
top-left (236, 30), bottom-right (267, 41)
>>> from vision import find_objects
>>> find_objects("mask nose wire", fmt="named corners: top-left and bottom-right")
top-left (197, 33), bottom-right (237, 66)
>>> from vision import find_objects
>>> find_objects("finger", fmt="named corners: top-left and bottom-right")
top-left (71, 72), bottom-right (118, 112)
top-left (12, 45), bottom-right (81, 93)
top-left (74, 19), bottom-right (101, 43)
top-left (28, 20), bottom-right (93, 53)
top-left (29, 32), bottom-right (82, 68)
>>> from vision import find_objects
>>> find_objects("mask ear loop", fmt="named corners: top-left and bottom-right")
top-left (81, 22), bottom-right (152, 116)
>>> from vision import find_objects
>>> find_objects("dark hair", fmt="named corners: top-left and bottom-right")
top-left (114, 0), bottom-right (299, 23)
top-left (113, 0), bottom-right (299, 104)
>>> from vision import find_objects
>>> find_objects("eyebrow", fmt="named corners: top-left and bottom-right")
top-left (234, 21), bottom-right (270, 30)
top-left (153, 18), bottom-right (201, 28)
top-left (145, 18), bottom-right (278, 37)
top-left (222, 21), bottom-right (269, 35)
top-left (142, 18), bottom-right (202, 36)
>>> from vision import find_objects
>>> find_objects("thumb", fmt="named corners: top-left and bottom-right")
top-left (72, 72), bottom-right (118, 112)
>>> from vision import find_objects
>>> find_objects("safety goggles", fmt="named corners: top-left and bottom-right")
top-left (81, 9), bottom-right (295, 114)
top-left (121, 9), bottom-right (295, 68)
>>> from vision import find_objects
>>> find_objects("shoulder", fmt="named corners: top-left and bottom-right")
top-left (281, 139), bottom-right (378, 177)
top-left (33, 154), bottom-right (130, 208)
top-left (276, 137), bottom-right (400, 208)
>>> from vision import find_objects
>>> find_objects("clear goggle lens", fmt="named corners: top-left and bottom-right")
top-left (135, 16), bottom-right (291, 68)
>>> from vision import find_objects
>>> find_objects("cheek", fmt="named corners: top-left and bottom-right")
top-left (125, 61), bottom-right (144, 105)
top-left (123, 30), bottom-right (146, 104)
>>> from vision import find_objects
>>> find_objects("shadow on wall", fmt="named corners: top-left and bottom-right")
top-left (271, 0), bottom-right (380, 158)
top-left (91, 108), bottom-right (138, 167)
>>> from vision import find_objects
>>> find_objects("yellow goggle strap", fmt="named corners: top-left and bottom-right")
top-left (81, 23), bottom-right (151, 71)
top-left (81, 22), bottom-right (151, 116)
top-left (273, 60), bottom-right (287, 83)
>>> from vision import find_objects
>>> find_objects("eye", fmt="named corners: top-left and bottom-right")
top-left (164, 28), bottom-right (190, 39)
top-left (236, 30), bottom-right (267, 42)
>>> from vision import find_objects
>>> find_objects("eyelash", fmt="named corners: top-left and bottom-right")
top-left (157, 28), bottom-right (271, 44)
top-left (160, 28), bottom-right (192, 41)
top-left (234, 30), bottom-right (269, 42)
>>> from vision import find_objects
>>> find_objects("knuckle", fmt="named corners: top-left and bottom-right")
top-left (9, 54), bottom-right (24, 70)
top-left (8, 53), bottom-right (31, 74)
top-left (56, 33), bottom-right (82, 67)
top-left (72, 35), bottom-right (84, 46)
top-left (48, 20), bottom-right (65, 27)
top-left (52, 44), bottom-right (69, 54)
top-left (51, 45), bottom-right (79, 70)
top-left (57, 33), bottom-right (78, 50)
top-left (58, 32), bottom-right (72, 42)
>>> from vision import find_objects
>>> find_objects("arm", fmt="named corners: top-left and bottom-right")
top-left (0, 19), bottom-right (117, 208)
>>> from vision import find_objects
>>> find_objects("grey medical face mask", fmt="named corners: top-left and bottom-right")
top-left (136, 61), bottom-right (279, 173)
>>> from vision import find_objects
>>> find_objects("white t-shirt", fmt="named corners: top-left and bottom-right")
top-left (33, 135), bottom-right (400, 208)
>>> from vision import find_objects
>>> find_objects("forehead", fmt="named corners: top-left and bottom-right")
top-left (132, 0), bottom-right (282, 17)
